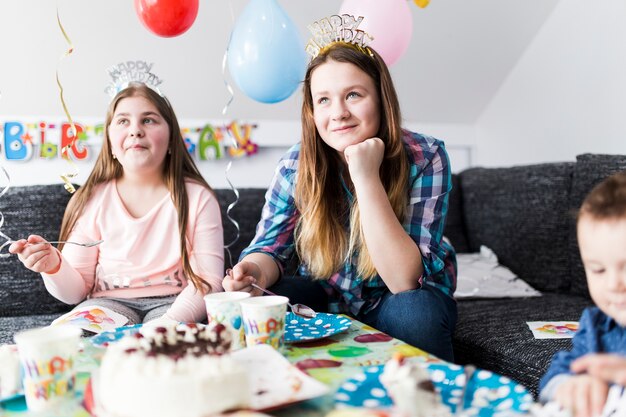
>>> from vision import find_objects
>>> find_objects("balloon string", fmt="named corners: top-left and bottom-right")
top-left (0, 167), bottom-right (14, 258)
top-left (56, 7), bottom-right (78, 194)
top-left (222, 0), bottom-right (241, 268)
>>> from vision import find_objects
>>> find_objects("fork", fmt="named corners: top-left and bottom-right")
top-left (34, 239), bottom-right (104, 247)
top-left (250, 283), bottom-right (317, 319)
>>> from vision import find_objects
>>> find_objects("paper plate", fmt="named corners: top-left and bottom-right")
top-left (284, 313), bottom-right (351, 343)
top-left (334, 362), bottom-right (534, 416)
top-left (90, 323), bottom-right (143, 347)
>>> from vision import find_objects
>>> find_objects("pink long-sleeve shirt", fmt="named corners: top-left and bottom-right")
top-left (41, 179), bottom-right (224, 323)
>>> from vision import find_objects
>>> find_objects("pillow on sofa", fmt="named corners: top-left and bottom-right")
top-left (455, 245), bottom-right (540, 299)
top-left (568, 154), bottom-right (626, 298)
top-left (460, 162), bottom-right (574, 293)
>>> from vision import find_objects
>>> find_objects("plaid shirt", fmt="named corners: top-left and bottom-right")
top-left (241, 130), bottom-right (457, 316)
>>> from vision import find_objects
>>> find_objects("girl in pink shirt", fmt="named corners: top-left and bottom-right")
top-left (10, 83), bottom-right (224, 324)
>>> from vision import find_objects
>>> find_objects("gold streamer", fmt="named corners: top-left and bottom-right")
top-left (56, 8), bottom-right (78, 194)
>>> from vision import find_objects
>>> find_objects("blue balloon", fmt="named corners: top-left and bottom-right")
top-left (227, 0), bottom-right (307, 104)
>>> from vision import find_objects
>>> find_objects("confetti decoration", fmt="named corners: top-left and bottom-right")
top-left (0, 167), bottom-right (14, 258)
top-left (221, 0), bottom-right (241, 268)
top-left (56, 8), bottom-right (79, 194)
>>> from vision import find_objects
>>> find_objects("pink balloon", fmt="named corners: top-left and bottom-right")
top-left (339, 0), bottom-right (413, 66)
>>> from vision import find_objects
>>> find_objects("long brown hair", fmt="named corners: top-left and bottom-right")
top-left (58, 83), bottom-right (214, 293)
top-left (295, 43), bottom-right (409, 280)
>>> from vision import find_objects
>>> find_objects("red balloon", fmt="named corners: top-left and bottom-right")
top-left (134, 0), bottom-right (199, 38)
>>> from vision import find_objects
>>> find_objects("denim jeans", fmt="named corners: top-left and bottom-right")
top-left (268, 277), bottom-right (457, 362)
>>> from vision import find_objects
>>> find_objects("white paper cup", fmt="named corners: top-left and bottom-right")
top-left (240, 295), bottom-right (288, 350)
top-left (204, 291), bottom-right (251, 350)
top-left (14, 325), bottom-right (82, 412)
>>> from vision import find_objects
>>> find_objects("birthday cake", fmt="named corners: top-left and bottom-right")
top-left (380, 354), bottom-right (451, 417)
top-left (97, 323), bottom-right (250, 417)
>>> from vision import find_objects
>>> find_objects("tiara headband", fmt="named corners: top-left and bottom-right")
top-left (305, 14), bottom-right (374, 60)
top-left (104, 60), bottom-right (164, 99)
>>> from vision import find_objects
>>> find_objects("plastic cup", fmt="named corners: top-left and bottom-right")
top-left (204, 291), bottom-right (251, 350)
top-left (240, 295), bottom-right (288, 350)
top-left (13, 325), bottom-right (82, 413)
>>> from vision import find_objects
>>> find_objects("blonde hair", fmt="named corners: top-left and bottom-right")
top-left (295, 43), bottom-right (409, 280)
top-left (58, 83), bottom-right (214, 293)
top-left (578, 171), bottom-right (626, 222)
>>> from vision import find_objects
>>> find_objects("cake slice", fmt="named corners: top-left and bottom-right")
top-left (380, 353), bottom-right (451, 417)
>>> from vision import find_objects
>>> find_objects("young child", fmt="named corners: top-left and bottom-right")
top-left (223, 17), bottom-right (457, 361)
top-left (539, 171), bottom-right (626, 417)
top-left (9, 82), bottom-right (224, 325)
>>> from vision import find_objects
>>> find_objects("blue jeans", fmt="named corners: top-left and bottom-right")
top-left (268, 277), bottom-right (457, 362)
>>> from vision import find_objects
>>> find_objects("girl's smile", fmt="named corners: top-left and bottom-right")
top-left (311, 59), bottom-right (380, 154)
top-left (108, 95), bottom-right (170, 178)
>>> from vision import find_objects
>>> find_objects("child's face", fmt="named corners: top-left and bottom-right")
top-left (578, 215), bottom-right (626, 326)
top-left (310, 59), bottom-right (380, 154)
top-left (108, 95), bottom-right (170, 176)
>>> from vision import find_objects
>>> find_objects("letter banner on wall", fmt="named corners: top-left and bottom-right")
top-left (0, 118), bottom-right (259, 162)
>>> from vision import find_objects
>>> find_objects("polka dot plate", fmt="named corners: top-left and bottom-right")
top-left (284, 313), bottom-right (352, 343)
top-left (335, 362), bottom-right (534, 417)
top-left (90, 323), bottom-right (143, 347)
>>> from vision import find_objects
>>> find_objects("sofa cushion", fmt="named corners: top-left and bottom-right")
top-left (444, 174), bottom-right (470, 253)
top-left (567, 154), bottom-right (626, 297)
top-left (0, 313), bottom-right (60, 345)
top-left (0, 184), bottom-right (74, 317)
top-left (453, 293), bottom-right (593, 398)
top-left (459, 163), bottom-right (574, 293)
top-left (214, 188), bottom-right (266, 269)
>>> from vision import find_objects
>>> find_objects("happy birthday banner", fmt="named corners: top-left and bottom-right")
top-left (0, 118), bottom-right (259, 162)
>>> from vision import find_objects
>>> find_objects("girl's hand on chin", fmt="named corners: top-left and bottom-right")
top-left (344, 137), bottom-right (385, 183)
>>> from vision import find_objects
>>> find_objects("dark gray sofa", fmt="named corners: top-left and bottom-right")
top-left (1, 153), bottom-right (625, 398)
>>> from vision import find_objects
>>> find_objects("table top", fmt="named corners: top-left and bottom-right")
top-left (1, 317), bottom-right (534, 417)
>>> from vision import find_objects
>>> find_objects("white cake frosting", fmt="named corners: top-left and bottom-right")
top-left (0, 344), bottom-right (21, 398)
top-left (97, 323), bottom-right (250, 417)
top-left (380, 354), bottom-right (451, 417)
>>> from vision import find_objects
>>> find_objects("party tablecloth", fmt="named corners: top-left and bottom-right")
top-left (1, 317), bottom-right (534, 417)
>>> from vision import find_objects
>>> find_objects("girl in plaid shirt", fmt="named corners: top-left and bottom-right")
top-left (224, 42), bottom-right (458, 361)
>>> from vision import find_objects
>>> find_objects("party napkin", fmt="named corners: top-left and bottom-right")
top-left (526, 321), bottom-right (579, 339)
top-left (51, 305), bottom-right (128, 334)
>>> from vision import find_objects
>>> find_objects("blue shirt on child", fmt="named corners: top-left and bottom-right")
top-left (539, 306), bottom-right (626, 401)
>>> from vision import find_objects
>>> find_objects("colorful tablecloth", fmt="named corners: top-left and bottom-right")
top-left (1, 317), bottom-right (534, 417)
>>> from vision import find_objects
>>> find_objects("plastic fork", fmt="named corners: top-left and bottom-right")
top-left (224, 268), bottom-right (316, 318)
top-left (250, 283), bottom-right (317, 319)
top-left (35, 239), bottom-right (103, 247)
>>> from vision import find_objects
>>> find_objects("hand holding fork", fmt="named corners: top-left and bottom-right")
top-left (5, 235), bottom-right (103, 273)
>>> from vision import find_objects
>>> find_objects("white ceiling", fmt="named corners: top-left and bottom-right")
top-left (0, 0), bottom-right (560, 124)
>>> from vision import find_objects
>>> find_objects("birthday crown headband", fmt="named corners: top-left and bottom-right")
top-left (104, 60), bottom-right (164, 99)
top-left (305, 14), bottom-right (374, 60)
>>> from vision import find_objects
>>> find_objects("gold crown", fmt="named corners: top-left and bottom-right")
top-left (305, 15), bottom-right (374, 59)
top-left (104, 60), bottom-right (164, 99)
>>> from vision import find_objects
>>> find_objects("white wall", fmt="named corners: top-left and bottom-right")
top-left (8, 1), bottom-right (624, 187)
top-left (476, 0), bottom-right (626, 166)
top-left (0, 1), bottom-right (482, 188)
